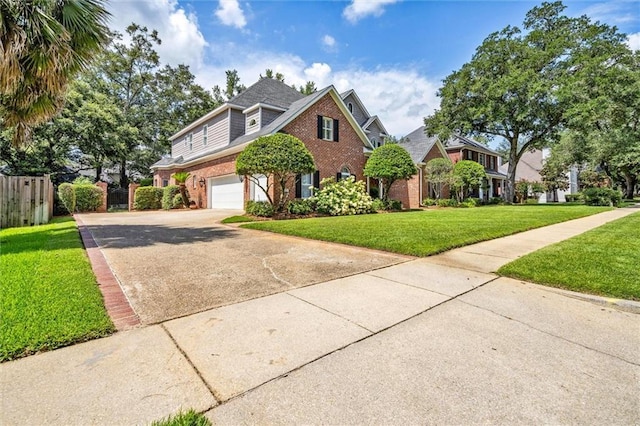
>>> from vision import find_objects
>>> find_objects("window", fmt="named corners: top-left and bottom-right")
top-left (162, 179), bottom-right (169, 187)
top-left (348, 102), bottom-right (353, 113)
top-left (296, 171), bottom-right (320, 199)
top-left (203, 125), bottom-right (208, 146)
top-left (489, 156), bottom-right (495, 170)
top-left (337, 166), bottom-right (351, 181)
top-left (323, 117), bottom-right (333, 140)
top-left (317, 115), bottom-right (339, 141)
top-left (371, 138), bottom-right (377, 148)
top-left (479, 153), bottom-right (486, 166)
top-left (466, 150), bottom-right (473, 160)
top-left (188, 133), bottom-right (193, 151)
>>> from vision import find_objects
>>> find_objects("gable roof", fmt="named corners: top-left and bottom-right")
top-left (228, 77), bottom-right (305, 109)
top-left (340, 89), bottom-right (372, 122)
top-left (400, 126), bottom-right (449, 164)
top-left (153, 86), bottom-right (374, 170)
top-left (444, 134), bottom-right (501, 156)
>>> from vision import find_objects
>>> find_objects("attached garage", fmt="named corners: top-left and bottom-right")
top-left (208, 175), bottom-right (244, 209)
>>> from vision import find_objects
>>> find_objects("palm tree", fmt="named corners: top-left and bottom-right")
top-left (172, 171), bottom-right (191, 208)
top-left (0, 0), bottom-right (110, 147)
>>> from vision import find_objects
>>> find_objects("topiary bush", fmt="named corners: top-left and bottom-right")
top-left (246, 200), bottom-right (275, 217)
top-left (134, 186), bottom-right (162, 210)
top-left (74, 184), bottom-right (103, 212)
top-left (58, 183), bottom-right (76, 214)
top-left (287, 199), bottom-right (314, 215)
top-left (314, 176), bottom-right (373, 216)
top-left (582, 187), bottom-right (621, 206)
top-left (161, 185), bottom-right (181, 210)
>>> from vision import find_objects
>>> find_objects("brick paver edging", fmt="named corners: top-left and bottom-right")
top-left (74, 214), bottom-right (140, 330)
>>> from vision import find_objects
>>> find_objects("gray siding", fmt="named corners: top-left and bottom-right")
top-left (229, 109), bottom-right (245, 141)
top-left (343, 94), bottom-right (367, 126)
top-left (246, 110), bottom-right (260, 134)
top-left (171, 111), bottom-right (229, 159)
top-left (261, 108), bottom-right (282, 127)
top-left (367, 121), bottom-right (384, 148)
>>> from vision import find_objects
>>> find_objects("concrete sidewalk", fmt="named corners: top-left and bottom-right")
top-left (1, 207), bottom-right (638, 425)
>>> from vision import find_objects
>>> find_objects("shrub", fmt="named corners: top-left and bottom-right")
top-left (422, 198), bottom-right (437, 207)
top-left (172, 193), bottom-right (185, 208)
top-left (582, 187), bottom-right (621, 206)
top-left (488, 197), bottom-right (503, 205)
top-left (58, 183), bottom-right (76, 214)
top-left (437, 198), bottom-right (459, 207)
top-left (73, 176), bottom-right (93, 185)
top-left (287, 199), bottom-right (314, 215)
top-left (246, 200), bottom-right (275, 217)
top-left (139, 177), bottom-right (153, 187)
top-left (314, 176), bottom-right (373, 216)
top-left (162, 185), bottom-right (181, 210)
top-left (465, 197), bottom-right (482, 207)
top-left (74, 184), bottom-right (103, 212)
top-left (134, 186), bottom-right (162, 210)
top-left (370, 198), bottom-right (386, 211)
top-left (525, 198), bottom-right (539, 204)
top-left (564, 194), bottom-right (582, 202)
top-left (459, 200), bottom-right (476, 208)
top-left (386, 199), bottom-right (402, 211)
top-left (364, 144), bottom-right (416, 201)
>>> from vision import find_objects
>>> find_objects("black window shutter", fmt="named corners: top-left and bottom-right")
top-left (317, 116), bottom-right (323, 139)
top-left (336, 172), bottom-right (342, 182)
top-left (333, 119), bottom-right (339, 141)
top-left (295, 174), bottom-right (302, 198)
top-left (314, 171), bottom-right (320, 189)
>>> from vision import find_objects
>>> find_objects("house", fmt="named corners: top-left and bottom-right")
top-left (443, 134), bottom-right (506, 200)
top-left (500, 148), bottom-right (579, 202)
top-left (390, 126), bottom-right (450, 207)
top-left (151, 78), bottom-right (376, 209)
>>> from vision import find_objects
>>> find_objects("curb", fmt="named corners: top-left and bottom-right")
top-left (539, 285), bottom-right (640, 314)
top-left (74, 214), bottom-right (141, 330)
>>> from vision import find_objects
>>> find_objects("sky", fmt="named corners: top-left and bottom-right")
top-left (107, 0), bottom-right (640, 139)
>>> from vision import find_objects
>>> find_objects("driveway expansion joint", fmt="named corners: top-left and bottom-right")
top-left (159, 323), bottom-right (223, 406)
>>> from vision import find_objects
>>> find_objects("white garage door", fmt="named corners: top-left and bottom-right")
top-left (250, 175), bottom-right (269, 202)
top-left (209, 175), bottom-right (244, 209)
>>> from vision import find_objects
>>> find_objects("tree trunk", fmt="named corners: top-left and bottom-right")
top-left (624, 173), bottom-right (636, 199)
top-left (119, 159), bottom-right (128, 188)
top-left (96, 163), bottom-right (102, 183)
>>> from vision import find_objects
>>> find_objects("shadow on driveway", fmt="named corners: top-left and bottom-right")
top-left (85, 224), bottom-right (238, 249)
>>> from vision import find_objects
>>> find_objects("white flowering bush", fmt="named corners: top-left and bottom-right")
top-left (313, 176), bottom-right (373, 216)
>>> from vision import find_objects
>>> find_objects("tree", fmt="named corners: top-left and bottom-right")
top-left (172, 171), bottom-right (190, 208)
top-left (451, 160), bottom-right (486, 201)
top-left (424, 1), bottom-right (628, 203)
top-left (540, 160), bottom-right (569, 202)
top-left (0, 0), bottom-right (110, 147)
top-left (235, 134), bottom-right (315, 212)
top-left (363, 144), bottom-right (417, 201)
top-left (262, 69), bottom-right (284, 82)
top-left (299, 81), bottom-right (317, 95)
top-left (424, 158), bottom-right (453, 199)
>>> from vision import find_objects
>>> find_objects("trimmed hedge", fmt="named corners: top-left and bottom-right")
top-left (582, 187), bottom-right (621, 206)
top-left (162, 185), bottom-right (181, 210)
top-left (246, 200), bottom-right (275, 217)
top-left (58, 183), bottom-right (76, 214)
top-left (134, 187), bottom-right (163, 210)
top-left (75, 185), bottom-right (103, 212)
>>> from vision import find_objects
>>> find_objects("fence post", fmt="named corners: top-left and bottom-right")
top-left (128, 183), bottom-right (140, 211)
top-left (96, 181), bottom-right (108, 213)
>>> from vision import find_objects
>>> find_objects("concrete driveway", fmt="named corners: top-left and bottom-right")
top-left (77, 209), bottom-right (407, 323)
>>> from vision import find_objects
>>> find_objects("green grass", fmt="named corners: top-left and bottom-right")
top-left (0, 217), bottom-right (114, 362)
top-left (151, 409), bottom-right (211, 426)
top-left (242, 205), bottom-right (612, 257)
top-left (220, 215), bottom-right (255, 224)
top-left (499, 212), bottom-right (640, 301)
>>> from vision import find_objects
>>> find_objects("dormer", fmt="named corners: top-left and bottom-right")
top-left (243, 103), bottom-right (287, 135)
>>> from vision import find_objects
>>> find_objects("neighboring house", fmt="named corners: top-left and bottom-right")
top-left (151, 78), bottom-right (375, 209)
top-left (392, 126), bottom-right (450, 207)
top-left (500, 148), bottom-right (579, 202)
top-left (443, 134), bottom-right (506, 200)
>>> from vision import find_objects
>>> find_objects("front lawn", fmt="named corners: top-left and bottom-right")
top-left (498, 212), bottom-right (640, 301)
top-left (242, 205), bottom-right (611, 257)
top-left (0, 217), bottom-right (114, 362)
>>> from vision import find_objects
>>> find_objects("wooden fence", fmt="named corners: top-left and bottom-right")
top-left (0, 175), bottom-right (54, 229)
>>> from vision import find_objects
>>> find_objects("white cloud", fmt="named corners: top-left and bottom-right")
top-left (343, 0), bottom-right (400, 24)
top-left (627, 32), bottom-right (640, 51)
top-left (583, 2), bottom-right (639, 25)
top-left (322, 34), bottom-right (336, 48)
top-left (215, 0), bottom-right (247, 29)
top-left (108, 0), bottom-right (207, 69)
top-left (197, 44), bottom-right (438, 137)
